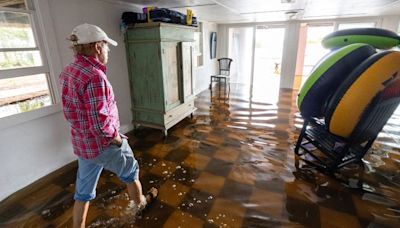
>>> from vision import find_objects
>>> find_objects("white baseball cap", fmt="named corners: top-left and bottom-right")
top-left (71, 23), bottom-right (118, 46)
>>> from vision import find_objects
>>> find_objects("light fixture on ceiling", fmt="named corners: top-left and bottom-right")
top-left (281, 0), bottom-right (295, 3)
top-left (285, 10), bottom-right (298, 20)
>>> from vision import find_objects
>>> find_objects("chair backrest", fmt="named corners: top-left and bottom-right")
top-left (218, 58), bottom-right (233, 76)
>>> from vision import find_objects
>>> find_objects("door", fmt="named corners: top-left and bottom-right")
top-left (129, 42), bottom-right (164, 111)
top-left (228, 27), bottom-right (254, 86)
top-left (179, 42), bottom-right (194, 102)
top-left (253, 26), bottom-right (285, 103)
top-left (161, 42), bottom-right (181, 111)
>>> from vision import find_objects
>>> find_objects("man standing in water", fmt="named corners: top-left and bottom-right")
top-left (59, 23), bottom-right (157, 228)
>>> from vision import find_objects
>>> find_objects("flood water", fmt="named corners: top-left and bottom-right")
top-left (0, 83), bottom-right (399, 227)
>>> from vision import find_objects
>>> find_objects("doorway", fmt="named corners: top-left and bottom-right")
top-left (228, 27), bottom-right (254, 85)
top-left (227, 27), bottom-right (254, 97)
top-left (228, 25), bottom-right (285, 102)
top-left (253, 26), bottom-right (286, 103)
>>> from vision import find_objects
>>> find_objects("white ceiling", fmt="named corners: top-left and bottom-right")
top-left (116, 0), bottom-right (400, 23)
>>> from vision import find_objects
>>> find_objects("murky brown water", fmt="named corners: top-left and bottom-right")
top-left (0, 83), bottom-right (399, 227)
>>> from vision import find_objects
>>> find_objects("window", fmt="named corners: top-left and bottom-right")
top-left (337, 22), bottom-right (375, 30)
top-left (302, 23), bottom-right (334, 77)
top-left (0, 0), bottom-right (54, 119)
top-left (194, 22), bottom-right (204, 67)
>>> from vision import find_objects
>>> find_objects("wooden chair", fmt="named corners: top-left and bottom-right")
top-left (210, 58), bottom-right (233, 95)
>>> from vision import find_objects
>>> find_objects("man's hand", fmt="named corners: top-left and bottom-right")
top-left (111, 134), bottom-right (123, 146)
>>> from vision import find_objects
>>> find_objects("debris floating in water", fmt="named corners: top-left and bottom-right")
top-left (41, 209), bottom-right (50, 216)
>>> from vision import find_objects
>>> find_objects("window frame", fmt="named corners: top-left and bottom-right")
top-left (0, 0), bottom-right (62, 130)
top-left (194, 21), bottom-right (204, 68)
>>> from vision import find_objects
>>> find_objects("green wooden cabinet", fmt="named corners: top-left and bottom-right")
top-left (125, 22), bottom-right (197, 136)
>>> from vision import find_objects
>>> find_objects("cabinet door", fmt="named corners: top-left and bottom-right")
top-left (128, 42), bottom-right (164, 111)
top-left (161, 42), bottom-right (181, 111)
top-left (180, 42), bottom-right (195, 101)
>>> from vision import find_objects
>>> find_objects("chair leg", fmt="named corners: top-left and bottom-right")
top-left (228, 78), bottom-right (230, 95)
top-left (356, 137), bottom-right (376, 163)
top-left (219, 78), bottom-right (223, 98)
top-left (295, 120), bottom-right (308, 155)
top-left (210, 76), bottom-right (214, 98)
top-left (225, 78), bottom-right (228, 96)
top-left (223, 77), bottom-right (226, 96)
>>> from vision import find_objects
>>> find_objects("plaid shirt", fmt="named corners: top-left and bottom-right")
top-left (60, 55), bottom-right (120, 159)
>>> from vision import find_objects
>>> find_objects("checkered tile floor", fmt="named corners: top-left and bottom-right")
top-left (1, 84), bottom-right (400, 227)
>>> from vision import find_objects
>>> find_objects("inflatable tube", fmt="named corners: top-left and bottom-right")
top-left (298, 43), bottom-right (376, 118)
top-left (322, 28), bottom-right (400, 50)
top-left (351, 77), bottom-right (400, 142)
top-left (326, 51), bottom-right (400, 138)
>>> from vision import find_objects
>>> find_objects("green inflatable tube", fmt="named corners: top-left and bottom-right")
top-left (298, 43), bottom-right (376, 118)
top-left (322, 28), bottom-right (400, 49)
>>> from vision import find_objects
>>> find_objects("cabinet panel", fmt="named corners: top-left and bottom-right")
top-left (164, 100), bottom-right (194, 125)
top-left (180, 42), bottom-right (195, 101)
top-left (126, 27), bottom-right (160, 41)
top-left (160, 26), bottom-right (194, 41)
top-left (161, 42), bottom-right (181, 111)
top-left (128, 42), bottom-right (164, 111)
top-left (133, 110), bottom-right (164, 125)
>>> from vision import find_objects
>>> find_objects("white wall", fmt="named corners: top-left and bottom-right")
top-left (380, 15), bottom-right (400, 31)
top-left (49, 0), bottom-right (140, 133)
top-left (194, 22), bottom-right (219, 94)
top-left (0, 0), bottom-right (219, 201)
top-left (0, 112), bottom-right (73, 200)
top-left (217, 24), bottom-right (229, 59)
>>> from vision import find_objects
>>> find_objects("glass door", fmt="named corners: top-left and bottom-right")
top-left (228, 27), bottom-right (254, 86)
top-left (252, 26), bottom-right (286, 103)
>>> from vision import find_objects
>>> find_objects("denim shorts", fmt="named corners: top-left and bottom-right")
top-left (74, 138), bottom-right (139, 201)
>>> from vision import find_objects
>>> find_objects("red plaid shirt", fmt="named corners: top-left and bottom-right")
top-left (60, 55), bottom-right (120, 159)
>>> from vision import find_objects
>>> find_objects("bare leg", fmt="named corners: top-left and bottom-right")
top-left (73, 201), bottom-right (90, 228)
top-left (126, 180), bottom-right (144, 205)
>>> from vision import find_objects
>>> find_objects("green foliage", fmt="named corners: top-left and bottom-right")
top-left (0, 26), bottom-right (36, 70)
top-left (0, 52), bottom-right (35, 69)
top-left (0, 27), bottom-right (30, 48)
top-left (18, 99), bottom-right (44, 112)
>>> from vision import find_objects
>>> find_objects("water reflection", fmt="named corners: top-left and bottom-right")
top-left (0, 83), bottom-right (399, 227)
